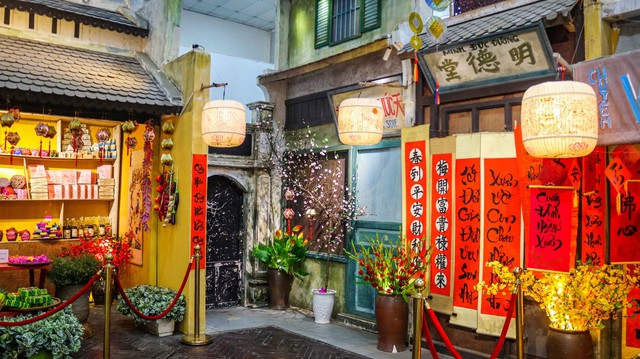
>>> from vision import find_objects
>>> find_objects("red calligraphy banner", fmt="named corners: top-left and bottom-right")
top-left (606, 157), bottom-right (633, 194)
top-left (481, 158), bottom-right (521, 316)
top-left (430, 153), bottom-right (453, 296)
top-left (191, 154), bottom-right (208, 269)
top-left (626, 265), bottom-right (640, 348)
top-left (513, 126), bottom-right (542, 270)
top-left (453, 158), bottom-right (481, 309)
top-left (527, 188), bottom-right (575, 273)
top-left (405, 141), bottom-right (428, 275)
top-left (581, 147), bottom-right (606, 265)
top-left (610, 181), bottom-right (640, 263)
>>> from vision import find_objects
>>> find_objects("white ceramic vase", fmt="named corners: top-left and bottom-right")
top-left (311, 288), bottom-right (336, 324)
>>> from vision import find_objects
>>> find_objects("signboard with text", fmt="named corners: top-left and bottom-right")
top-left (418, 24), bottom-right (555, 94)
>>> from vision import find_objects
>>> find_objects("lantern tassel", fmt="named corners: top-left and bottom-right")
top-left (573, 190), bottom-right (578, 208)
top-left (413, 51), bottom-right (419, 83)
top-left (39, 138), bottom-right (42, 158)
top-left (617, 193), bottom-right (622, 215)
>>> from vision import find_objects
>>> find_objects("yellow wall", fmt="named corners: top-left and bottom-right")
top-left (159, 50), bottom-right (211, 335)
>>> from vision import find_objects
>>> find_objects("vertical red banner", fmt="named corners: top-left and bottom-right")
top-left (430, 154), bottom-right (453, 296)
top-left (481, 158), bottom-right (521, 316)
top-left (405, 141), bottom-right (428, 272)
top-left (610, 181), bottom-right (640, 263)
top-left (527, 188), bottom-right (575, 272)
top-left (581, 147), bottom-right (606, 265)
top-left (191, 154), bottom-right (207, 269)
top-left (453, 158), bottom-right (480, 309)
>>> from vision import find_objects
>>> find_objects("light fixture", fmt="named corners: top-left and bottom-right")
top-left (201, 83), bottom-right (246, 148)
top-left (520, 81), bottom-right (598, 158)
top-left (337, 98), bottom-right (384, 145)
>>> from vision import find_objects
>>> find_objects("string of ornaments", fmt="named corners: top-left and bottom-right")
top-left (408, 0), bottom-right (449, 105)
top-left (154, 119), bottom-right (178, 227)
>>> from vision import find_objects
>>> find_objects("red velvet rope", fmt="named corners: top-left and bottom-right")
top-left (489, 293), bottom-right (517, 359)
top-left (0, 273), bottom-right (101, 327)
top-left (426, 307), bottom-right (463, 359)
top-left (114, 259), bottom-right (191, 321)
top-left (422, 314), bottom-right (440, 359)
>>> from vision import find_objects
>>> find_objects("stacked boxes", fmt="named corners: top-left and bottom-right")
top-left (5, 287), bottom-right (52, 308)
top-left (97, 164), bottom-right (114, 200)
top-left (28, 165), bottom-right (49, 200)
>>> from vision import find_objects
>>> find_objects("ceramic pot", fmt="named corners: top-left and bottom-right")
top-left (144, 318), bottom-right (175, 337)
top-left (92, 277), bottom-right (115, 305)
top-left (56, 285), bottom-right (90, 323)
top-left (375, 293), bottom-right (408, 352)
top-left (267, 268), bottom-right (293, 310)
top-left (311, 288), bottom-right (336, 324)
top-left (5, 228), bottom-right (17, 241)
top-left (546, 326), bottom-right (593, 359)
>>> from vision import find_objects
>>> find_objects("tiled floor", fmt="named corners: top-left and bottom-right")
top-left (74, 305), bottom-right (450, 358)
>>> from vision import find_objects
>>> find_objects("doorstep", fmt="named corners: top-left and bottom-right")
top-left (336, 313), bottom-right (377, 333)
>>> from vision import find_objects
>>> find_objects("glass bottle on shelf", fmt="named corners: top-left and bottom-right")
top-left (63, 219), bottom-right (71, 239)
top-left (98, 216), bottom-right (106, 236)
top-left (86, 216), bottom-right (95, 237)
top-left (78, 217), bottom-right (85, 238)
top-left (70, 218), bottom-right (78, 238)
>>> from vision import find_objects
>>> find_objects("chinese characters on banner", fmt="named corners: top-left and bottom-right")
top-left (581, 147), bottom-right (606, 265)
top-left (191, 154), bottom-right (207, 269)
top-left (405, 141), bottom-right (428, 275)
top-left (527, 188), bottom-right (575, 272)
top-left (453, 158), bottom-right (481, 309)
top-left (481, 159), bottom-right (521, 316)
top-left (430, 154), bottom-right (453, 296)
top-left (610, 181), bottom-right (640, 263)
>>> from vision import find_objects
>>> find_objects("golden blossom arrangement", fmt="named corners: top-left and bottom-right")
top-left (477, 261), bottom-right (639, 331)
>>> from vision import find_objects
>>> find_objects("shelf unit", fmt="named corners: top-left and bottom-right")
top-left (0, 113), bottom-right (122, 238)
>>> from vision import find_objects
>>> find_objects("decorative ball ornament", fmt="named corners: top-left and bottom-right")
top-left (34, 123), bottom-right (50, 137)
top-left (96, 128), bottom-right (111, 143)
top-left (337, 98), bottom-right (384, 145)
top-left (45, 126), bottom-right (57, 139)
top-left (425, 0), bottom-right (451, 11)
top-left (521, 81), bottom-right (598, 158)
top-left (283, 208), bottom-right (295, 220)
top-left (161, 138), bottom-right (174, 150)
top-left (284, 188), bottom-right (296, 201)
top-left (201, 100), bottom-right (246, 148)
top-left (126, 137), bottom-right (138, 151)
top-left (427, 16), bottom-right (447, 42)
top-left (6, 131), bottom-right (20, 146)
top-left (162, 121), bottom-right (175, 134)
top-left (1, 113), bottom-right (16, 128)
top-left (143, 124), bottom-right (156, 142)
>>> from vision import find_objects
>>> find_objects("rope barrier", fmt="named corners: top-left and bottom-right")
top-left (422, 314), bottom-right (440, 359)
top-left (488, 293), bottom-right (517, 359)
top-left (0, 272), bottom-right (101, 327)
top-left (425, 305), bottom-right (463, 359)
top-left (114, 259), bottom-right (191, 321)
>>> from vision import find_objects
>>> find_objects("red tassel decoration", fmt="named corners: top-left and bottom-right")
top-left (413, 51), bottom-right (419, 83)
top-left (435, 81), bottom-right (441, 105)
top-left (39, 139), bottom-right (42, 158)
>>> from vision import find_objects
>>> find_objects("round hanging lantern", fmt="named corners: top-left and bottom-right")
top-left (201, 100), bottom-right (246, 148)
top-left (337, 98), bottom-right (384, 145)
top-left (521, 81), bottom-right (598, 158)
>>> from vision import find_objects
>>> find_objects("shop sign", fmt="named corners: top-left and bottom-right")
top-left (418, 24), bottom-right (555, 94)
top-left (328, 76), bottom-right (406, 136)
top-left (574, 49), bottom-right (640, 146)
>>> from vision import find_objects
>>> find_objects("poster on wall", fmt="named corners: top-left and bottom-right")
top-left (191, 154), bottom-right (208, 269)
top-left (127, 150), bottom-right (144, 266)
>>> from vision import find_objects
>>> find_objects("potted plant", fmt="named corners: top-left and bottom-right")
top-left (344, 233), bottom-right (430, 352)
top-left (0, 306), bottom-right (84, 358)
top-left (115, 284), bottom-right (186, 337)
top-left (47, 253), bottom-right (100, 324)
top-left (252, 225), bottom-right (309, 309)
top-left (478, 261), bottom-right (639, 358)
top-left (267, 126), bottom-right (360, 322)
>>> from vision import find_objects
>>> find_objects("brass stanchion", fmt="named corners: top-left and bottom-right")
top-left (513, 267), bottom-right (525, 359)
top-left (182, 245), bottom-right (213, 345)
top-left (412, 278), bottom-right (425, 359)
top-left (103, 253), bottom-right (114, 359)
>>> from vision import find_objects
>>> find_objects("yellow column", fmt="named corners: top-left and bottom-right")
top-left (583, 0), bottom-right (613, 59)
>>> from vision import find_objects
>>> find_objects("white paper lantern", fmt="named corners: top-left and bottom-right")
top-left (521, 81), bottom-right (598, 158)
top-left (337, 98), bottom-right (384, 145)
top-left (201, 100), bottom-right (246, 147)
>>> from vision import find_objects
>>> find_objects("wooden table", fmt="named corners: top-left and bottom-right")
top-left (0, 263), bottom-right (52, 288)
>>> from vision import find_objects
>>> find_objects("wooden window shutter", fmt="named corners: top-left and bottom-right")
top-left (315, 0), bottom-right (330, 48)
top-left (361, 0), bottom-right (380, 32)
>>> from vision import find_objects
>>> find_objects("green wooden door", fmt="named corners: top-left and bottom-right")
top-left (345, 140), bottom-right (401, 319)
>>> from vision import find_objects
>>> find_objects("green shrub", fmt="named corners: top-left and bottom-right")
top-left (47, 254), bottom-right (101, 287)
top-left (115, 284), bottom-right (186, 324)
top-left (0, 306), bottom-right (83, 359)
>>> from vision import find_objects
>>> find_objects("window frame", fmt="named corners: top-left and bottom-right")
top-left (315, 0), bottom-right (381, 49)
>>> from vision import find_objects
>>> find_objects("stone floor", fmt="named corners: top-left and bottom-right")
top-left (74, 305), bottom-right (452, 359)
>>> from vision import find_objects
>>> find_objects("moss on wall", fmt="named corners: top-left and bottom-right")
top-left (290, 258), bottom-right (346, 316)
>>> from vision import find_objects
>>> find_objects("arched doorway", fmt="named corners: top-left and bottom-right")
top-left (206, 175), bottom-right (244, 308)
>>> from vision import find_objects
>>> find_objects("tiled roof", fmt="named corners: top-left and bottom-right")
top-left (0, 35), bottom-right (182, 116)
top-left (0, 0), bottom-right (147, 37)
top-left (402, 0), bottom-right (578, 54)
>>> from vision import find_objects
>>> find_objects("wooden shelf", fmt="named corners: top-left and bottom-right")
top-left (0, 199), bottom-right (114, 203)
top-left (0, 154), bottom-right (116, 166)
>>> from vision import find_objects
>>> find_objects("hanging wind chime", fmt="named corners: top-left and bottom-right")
top-left (424, 0), bottom-right (450, 105)
top-left (95, 128), bottom-right (111, 164)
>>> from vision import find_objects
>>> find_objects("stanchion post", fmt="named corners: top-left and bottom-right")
top-left (103, 253), bottom-right (114, 359)
top-left (182, 245), bottom-right (213, 345)
top-left (513, 267), bottom-right (525, 359)
top-left (412, 278), bottom-right (425, 359)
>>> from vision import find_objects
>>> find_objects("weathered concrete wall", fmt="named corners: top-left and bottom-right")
top-left (139, 0), bottom-right (181, 66)
top-left (290, 258), bottom-right (346, 315)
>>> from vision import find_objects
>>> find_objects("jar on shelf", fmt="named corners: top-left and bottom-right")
top-left (5, 228), bottom-right (18, 241)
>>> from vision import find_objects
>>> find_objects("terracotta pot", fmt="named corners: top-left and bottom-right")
top-left (267, 268), bottom-right (293, 310)
top-left (56, 285), bottom-right (90, 323)
top-left (546, 326), bottom-right (593, 359)
top-left (375, 293), bottom-right (408, 352)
